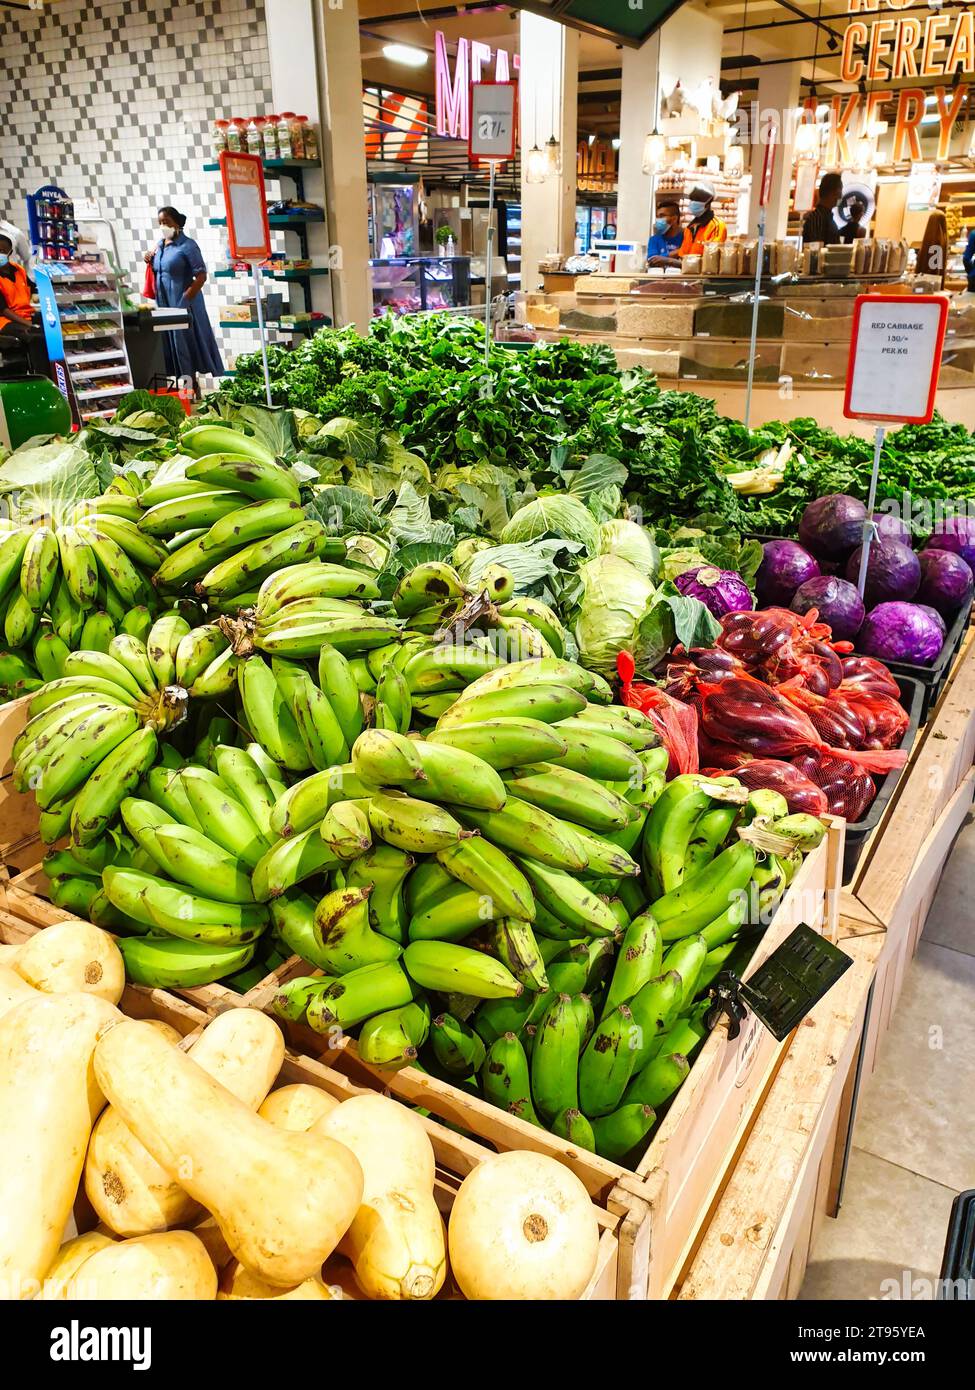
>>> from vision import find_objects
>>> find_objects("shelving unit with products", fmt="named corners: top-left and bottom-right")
top-left (38, 256), bottom-right (134, 424)
top-left (500, 201), bottom-right (522, 287)
top-left (203, 154), bottom-right (332, 337)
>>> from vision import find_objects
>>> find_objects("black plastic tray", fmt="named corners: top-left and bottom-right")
top-left (749, 533), bottom-right (972, 724)
top-left (938, 1189), bottom-right (975, 1298)
top-left (842, 674), bottom-right (924, 886)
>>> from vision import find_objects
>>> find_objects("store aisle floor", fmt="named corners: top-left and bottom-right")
top-left (800, 812), bottom-right (975, 1301)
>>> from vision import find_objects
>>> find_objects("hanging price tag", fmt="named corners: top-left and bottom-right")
top-left (468, 82), bottom-right (517, 163)
top-left (736, 924), bottom-right (853, 1042)
top-left (844, 293), bottom-right (949, 425)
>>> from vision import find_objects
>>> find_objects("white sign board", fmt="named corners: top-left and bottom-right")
top-left (844, 294), bottom-right (948, 425)
top-left (468, 82), bottom-right (517, 162)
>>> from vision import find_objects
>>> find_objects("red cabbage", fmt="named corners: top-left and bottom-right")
top-left (857, 601), bottom-right (945, 666)
top-left (916, 549), bottom-right (974, 617)
top-left (844, 539), bottom-right (921, 607)
top-left (673, 566), bottom-right (753, 618)
top-left (875, 512), bottom-right (911, 545)
top-left (756, 539), bottom-right (820, 607)
top-left (798, 494), bottom-right (866, 560)
top-left (790, 575), bottom-right (865, 640)
top-left (925, 516), bottom-right (975, 576)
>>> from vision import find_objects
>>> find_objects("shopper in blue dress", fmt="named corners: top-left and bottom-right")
top-left (144, 207), bottom-right (223, 383)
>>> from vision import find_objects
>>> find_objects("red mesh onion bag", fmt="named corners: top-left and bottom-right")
top-left (793, 753), bottom-right (877, 821)
top-left (723, 758), bottom-right (829, 816)
top-left (617, 651), bottom-right (700, 776)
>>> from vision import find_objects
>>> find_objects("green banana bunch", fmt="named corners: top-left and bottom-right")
top-left (531, 993), bottom-right (581, 1121)
top-left (402, 940), bottom-right (522, 999)
top-left (306, 960), bottom-right (414, 1032)
top-left (313, 885), bottom-right (402, 974)
top-left (578, 1004), bottom-right (639, 1119)
top-left (480, 1031), bottom-right (540, 1125)
top-left (430, 1012), bottom-right (486, 1077)
top-left (357, 1000), bottom-right (430, 1070)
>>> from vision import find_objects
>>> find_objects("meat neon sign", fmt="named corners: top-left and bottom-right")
top-left (435, 31), bottom-right (520, 139)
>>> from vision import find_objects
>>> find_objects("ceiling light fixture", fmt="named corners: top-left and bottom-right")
top-left (382, 43), bottom-right (428, 68)
top-left (525, 144), bottom-right (549, 183)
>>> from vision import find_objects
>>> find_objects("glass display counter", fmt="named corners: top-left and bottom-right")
top-left (370, 256), bottom-right (471, 317)
top-left (517, 277), bottom-right (975, 389)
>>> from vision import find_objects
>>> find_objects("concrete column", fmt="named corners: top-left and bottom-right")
top-left (519, 12), bottom-right (578, 294)
top-left (616, 3), bottom-right (725, 248)
top-left (749, 62), bottom-right (802, 239)
top-left (312, 0), bottom-right (372, 330)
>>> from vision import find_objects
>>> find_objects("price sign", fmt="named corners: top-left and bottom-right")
top-left (844, 293), bottom-right (949, 424)
top-left (219, 151), bottom-right (271, 261)
top-left (758, 126), bottom-right (777, 209)
top-left (468, 81), bottom-right (517, 163)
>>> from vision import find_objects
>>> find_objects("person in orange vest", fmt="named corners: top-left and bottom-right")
top-left (654, 181), bottom-right (727, 267)
top-left (0, 234), bottom-right (34, 334)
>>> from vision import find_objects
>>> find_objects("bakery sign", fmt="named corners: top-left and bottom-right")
top-left (435, 32), bottom-right (520, 140)
top-left (833, 0), bottom-right (973, 161)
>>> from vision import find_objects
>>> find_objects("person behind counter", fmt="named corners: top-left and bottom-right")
top-left (917, 211), bottom-right (948, 290)
top-left (646, 201), bottom-right (683, 267)
top-left (802, 172), bottom-right (843, 247)
top-left (839, 198), bottom-right (868, 245)
top-left (143, 206), bottom-right (223, 388)
top-left (0, 215), bottom-right (31, 272)
top-left (653, 182), bottom-right (727, 268)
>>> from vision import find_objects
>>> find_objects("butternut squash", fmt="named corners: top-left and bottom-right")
top-left (0, 943), bottom-right (21, 966)
top-left (448, 1151), bottom-right (600, 1300)
top-left (85, 1008), bottom-right (285, 1236)
top-left (65, 1231), bottom-right (217, 1300)
top-left (39, 1232), bottom-right (114, 1300)
top-left (142, 1019), bottom-right (183, 1045)
top-left (94, 1021), bottom-right (363, 1286)
top-left (218, 1261), bottom-right (332, 1300)
top-left (258, 1082), bottom-right (339, 1131)
top-left (316, 1094), bottom-right (446, 1300)
top-left (0, 993), bottom-right (120, 1299)
top-left (192, 1216), bottom-right (235, 1276)
top-left (14, 921), bottom-right (124, 1004)
top-left (0, 964), bottom-right (36, 1020)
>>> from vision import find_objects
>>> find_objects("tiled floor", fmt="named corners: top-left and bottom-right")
top-left (800, 814), bottom-right (975, 1300)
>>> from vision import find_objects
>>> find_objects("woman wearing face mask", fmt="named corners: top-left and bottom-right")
top-left (646, 201), bottom-right (683, 267)
top-left (143, 206), bottom-right (223, 384)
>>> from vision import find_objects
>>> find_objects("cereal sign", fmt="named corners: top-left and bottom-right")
top-left (839, 0), bottom-right (973, 161)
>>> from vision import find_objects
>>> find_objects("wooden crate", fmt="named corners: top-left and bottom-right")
top-left (676, 926), bottom-right (883, 1300)
top-left (0, 909), bottom-right (649, 1301)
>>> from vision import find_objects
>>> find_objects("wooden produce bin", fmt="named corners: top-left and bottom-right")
top-left (839, 629), bottom-right (975, 1077)
top-left (677, 927), bottom-right (882, 1299)
top-left (0, 909), bottom-right (647, 1301)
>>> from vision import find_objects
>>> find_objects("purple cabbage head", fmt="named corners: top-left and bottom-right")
top-left (875, 512), bottom-right (911, 545)
top-left (925, 515), bottom-right (975, 576)
top-left (798, 494), bottom-right (866, 560)
top-left (916, 549), bottom-right (974, 617)
top-left (756, 539), bottom-right (821, 607)
top-left (790, 575), bottom-right (865, 641)
top-left (857, 601), bottom-right (946, 666)
top-left (673, 566), bottom-right (753, 618)
top-left (844, 539), bottom-right (921, 607)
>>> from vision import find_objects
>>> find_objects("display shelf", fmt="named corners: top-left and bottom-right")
top-left (208, 212), bottom-right (324, 228)
top-left (64, 347), bottom-right (126, 365)
top-left (202, 157), bottom-right (319, 173)
top-left (74, 383), bottom-right (130, 401)
top-left (213, 267), bottom-right (329, 280)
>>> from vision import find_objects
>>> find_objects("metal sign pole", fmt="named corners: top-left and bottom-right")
top-left (855, 424), bottom-right (886, 598)
top-left (251, 261), bottom-right (273, 407)
top-left (484, 157), bottom-right (497, 368)
top-left (744, 207), bottom-right (765, 431)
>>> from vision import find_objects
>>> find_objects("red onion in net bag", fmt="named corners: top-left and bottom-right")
top-left (792, 753), bottom-right (877, 821)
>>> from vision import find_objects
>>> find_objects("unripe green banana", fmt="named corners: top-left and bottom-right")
top-left (437, 836), bottom-right (535, 922)
top-left (458, 795), bottom-right (588, 874)
top-left (368, 793), bottom-right (469, 854)
top-left (271, 975), bottom-right (336, 1024)
top-left (357, 1000), bottom-right (431, 1070)
top-left (578, 1004), bottom-right (639, 1119)
top-left (402, 940), bottom-right (522, 999)
top-left (681, 803), bottom-right (740, 880)
top-left (695, 941), bottom-right (738, 997)
top-left (319, 799), bottom-right (372, 859)
top-left (118, 935), bottom-right (255, 989)
top-left (603, 912), bottom-right (663, 1016)
top-left (268, 892), bottom-right (333, 971)
top-left (392, 561), bottom-right (468, 618)
top-left (560, 937), bottom-right (616, 995)
top-left (497, 596), bottom-right (565, 656)
top-left (212, 744), bottom-right (277, 838)
top-left (699, 891), bottom-right (749, 949)
top-left (461, 657), bottom-right (597, 701)
top-left (480, 1031), bottom-right (540, 1125)
top-left (427, 716), bottom-right (568, 769)
top-left (408, 740), bottom-right (508, 812)
top-left (409, 882), bottom-right (499, 942)
top-left (430, 1012), bottom-right (487, 1077)
top-left (624, 1052), bottom-right (691, 1110)
top-left (590, 1103), bottom-right (656, 1163)
top-left (313, 885), bottom-right (402, 974)
top-left (531, 993), bottom-right (581, 1121)
top-left (270, 763), bottom-right (373, 839)
top-left (473, 991), bottom-right (548, 1045)
top-left (661, 935), bottom-right (709, 1012)
top-left (70, 725), bottom-right (158, 847)
top-left (564, 823), bottom-right (640, 879)
top-left (318, 643), bottom-right (365, 747)
top-left (567, 992), bottom-right (595, 1052)
top-left (770, 812), bottom-right (826, 851)
top-left (343, 843), bottom-right (413, 945)
top-left (251, 826), bottom-right (340, 901)
top-left (504, 764), bottom-right (631, 834)
top-left (516, 858), bottom-right (620, 938)
top-left (492, 918), bottom-right (548, 991)
top-left (551, 1107), bottom-right (596, 1151)
top-left (351, 728), bottom-right (426, 786)
top-left (436, 682), bottom-right (587, 730)
top-left (32, 632), bottom-right (69, 684)
top-left (306, 960), bottom-right (414, 1032)
top-left (651, 840), bottom-right (756, 940)
top-left (628, 971), bottom-right (683, 1072)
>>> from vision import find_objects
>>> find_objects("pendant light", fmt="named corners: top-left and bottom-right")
top-left (525, 50), bottom-right (548, 184)
top-left (545, 24), bottom-right (563, 175)
top-left (641, 29), bottom-right (666, 174)
top-left (795, 0), bottom-right (822, 162)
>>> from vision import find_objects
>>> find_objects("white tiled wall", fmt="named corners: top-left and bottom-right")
top-left (0, 0), bottom-right (276, 365)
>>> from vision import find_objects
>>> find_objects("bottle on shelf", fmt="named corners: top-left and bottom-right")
top-left (211, 119), bottom-right (229, 159)
top-left (227, 117), bottom-right (246, 153)
top-left (263, 115), bottom-right (280, 161)
top-left (246, 116), bottom-right (265, 158)
top-left (276, 112), bottom-right (294, 160)
top-left (298, 117), bottom-right (318, 161)
top-left (281, 111), bottom-right (304, 159)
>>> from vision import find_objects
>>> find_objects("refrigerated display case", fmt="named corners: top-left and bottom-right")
top-left (370, 256), bottom-right (471, 316)
top-left (575, 204), bottom-right (618, 255)
top-left (368, 177), bottom-right (420, 259)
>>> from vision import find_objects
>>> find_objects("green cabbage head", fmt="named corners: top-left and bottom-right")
top-left (573, 554), bottom-right (656, 678)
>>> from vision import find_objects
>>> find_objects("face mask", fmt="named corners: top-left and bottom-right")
top-left (653, 218), bottom-right (671, 234)
top-left (689, 200), bottom-right (707, 217)
top-left (160, 225), bottom-right (176, 240)
top-left (0, 255), bottom-right (8, 267)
